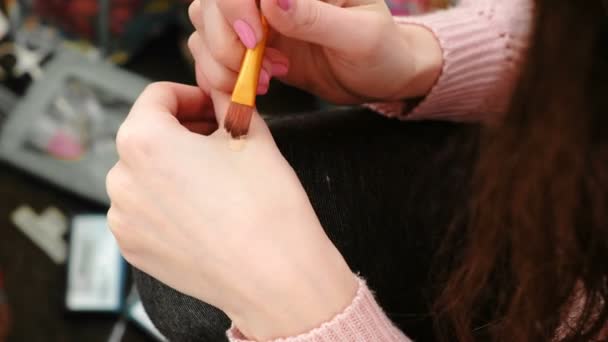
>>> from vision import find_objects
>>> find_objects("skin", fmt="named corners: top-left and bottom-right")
top-left (107, 0), bottom-right (443, 340)
top-left (107, 84), bottom-right (358, 340)
top-left (188, 0), bottom-right (442, 103)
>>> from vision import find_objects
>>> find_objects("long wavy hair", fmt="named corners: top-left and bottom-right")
top-left (435, 0), bottom-right (608, 340)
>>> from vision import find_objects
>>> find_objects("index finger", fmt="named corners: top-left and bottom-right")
top-left (129, 82), bottom-right (215, 124)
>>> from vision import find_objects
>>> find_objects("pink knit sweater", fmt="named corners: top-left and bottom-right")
top-left (228, 0), bottom-right (535, 340)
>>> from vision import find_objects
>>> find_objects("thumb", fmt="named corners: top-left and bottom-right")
top-left (261, 0), bottom-right (374, 52)
top-left (209, 89), bottom-right (231, 125)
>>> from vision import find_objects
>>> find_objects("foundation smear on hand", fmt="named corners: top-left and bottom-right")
top-left (229, 138), bottom-right (247, 151)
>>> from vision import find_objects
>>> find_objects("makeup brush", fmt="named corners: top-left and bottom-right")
top-left (224, 14), bottom-right (269, 139)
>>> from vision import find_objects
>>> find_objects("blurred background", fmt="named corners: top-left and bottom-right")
top-left (0, 0), bottom-right (449, 341)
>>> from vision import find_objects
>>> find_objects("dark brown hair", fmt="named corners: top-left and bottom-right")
top-left (435, 0), bottom-right (608, 341)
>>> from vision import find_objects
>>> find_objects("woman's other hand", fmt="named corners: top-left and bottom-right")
top-left (187, 0), bottom-right (442, 104)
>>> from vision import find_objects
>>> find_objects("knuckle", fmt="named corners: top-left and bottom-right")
top-left (105, 165), bottom-right (119, 199)
top-left (188, 2), bottom-right (196, 22)
top-left (105, 164), bottom-right (130, 202)
top-left (282, 15), bottom-right (298, 34)
top-left (187, 33), bottom-right (199, 53)
top-left (210, 37), bottom-right (238, 67)
top-left (115, 124), bottom-right (129, 156)
top-left (206, 76), bottom-right (223, 91)
top-left (207, 68), bottom-right (235, 93)
top-left (143, 82), bottom-right (170, 95)
top-left (115, 123), bottom-right (155, 160)
top-left (195, 65), bottom-right (211, 92)
top-left (106, 207), bottom-right (124, 238)
top-left (188, 1), bottom-right (199, 24)
top-left (298, 3), bottom-right (322, 33)
top-left (115, 124), bottom-right (132, 157)
top-left (106, 208), bottom-right (137, 259)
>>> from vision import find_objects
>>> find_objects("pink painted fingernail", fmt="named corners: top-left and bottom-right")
top-left (259, 69), bottom-right (271, 85)
top-left (272, 63), bottom-right (289, 76)
top-left (278, 0), bottom-right (291, 11)
top-left (233, 19), bottom-right (257, 49)
top-left (257, 82), bottom-right (269, 95)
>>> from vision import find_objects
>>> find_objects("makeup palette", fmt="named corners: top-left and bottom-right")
top-left (0, 48), bottom-right (149, 204)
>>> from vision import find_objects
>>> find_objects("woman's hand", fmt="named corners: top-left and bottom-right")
top-left (187, 0), bottom-right (442, 104)
top-left (106, 83), bottom-right (358, 340)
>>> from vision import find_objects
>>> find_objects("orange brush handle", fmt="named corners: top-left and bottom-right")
top-left (231, 16), bottom-right (269, 107)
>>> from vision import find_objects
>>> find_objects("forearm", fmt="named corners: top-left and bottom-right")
top-left (227, 233), bottom-right (359, 341)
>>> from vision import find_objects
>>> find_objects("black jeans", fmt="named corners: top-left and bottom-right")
top-left (135, 109), bottom-right (477, 342)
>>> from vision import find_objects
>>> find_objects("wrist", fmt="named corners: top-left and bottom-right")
top-left (229, 238), bottom-right (358, 341)
top-left (395, 22), bottom-right (443, 100)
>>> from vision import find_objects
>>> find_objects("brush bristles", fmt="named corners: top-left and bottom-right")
top-left (224, 102), bottom-right (254, 139)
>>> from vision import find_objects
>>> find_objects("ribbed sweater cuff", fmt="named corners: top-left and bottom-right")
top-left (226, 278), bottom-right (410, 342)
top-left (368, 1), bottom-right (533, 121)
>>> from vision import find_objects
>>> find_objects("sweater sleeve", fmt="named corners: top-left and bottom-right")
top-left (366, 0), bottom-right (535, 122)
top-left (226, 278), bottom-right (411, 342)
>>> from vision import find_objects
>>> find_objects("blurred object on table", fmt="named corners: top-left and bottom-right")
top-left (0, 5), bottom-right (208, 341)
top-left (0, 269), bottom-right (11, 342)
top-left (386, 0), bottom-right (453, 15)
top-left (24, 76), bottom-right (131, 161)
top-left (32, 0), bottom-right (191, 63)
top-left (0, 3), bottom-right (61, 94)
top-left (66, 214), bottom-right (127, 314)
top-left (10, 205), bottom-right (68, 264)
top-left (0, 48), bottom-right (149, 204)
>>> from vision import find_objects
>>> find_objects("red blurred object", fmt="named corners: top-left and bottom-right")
top-left (33, 0), bottom-right (143, 39)
top-left (31, 0), bottom-right (189, 62)
top-left (0, 269), bottom-right (10, 342)
top-left (111, 6), bottom-right (133, 35)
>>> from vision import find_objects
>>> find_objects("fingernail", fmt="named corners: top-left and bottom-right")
top-left (257, 83), bottom-right (269, 95)
top-left (263, 58), bottom-right (273, 76)
top-left (272, 63), bottom-right (289, 76)
top-left (233, 19), bottom-right (257, 49)
top-left (278, 0), bottom-right (291, 11)
top-left (259, 69), bottom-right (271, 86)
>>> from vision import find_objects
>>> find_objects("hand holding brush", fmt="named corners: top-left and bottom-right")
top-left (187, 0), bottom-right (442, 134)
